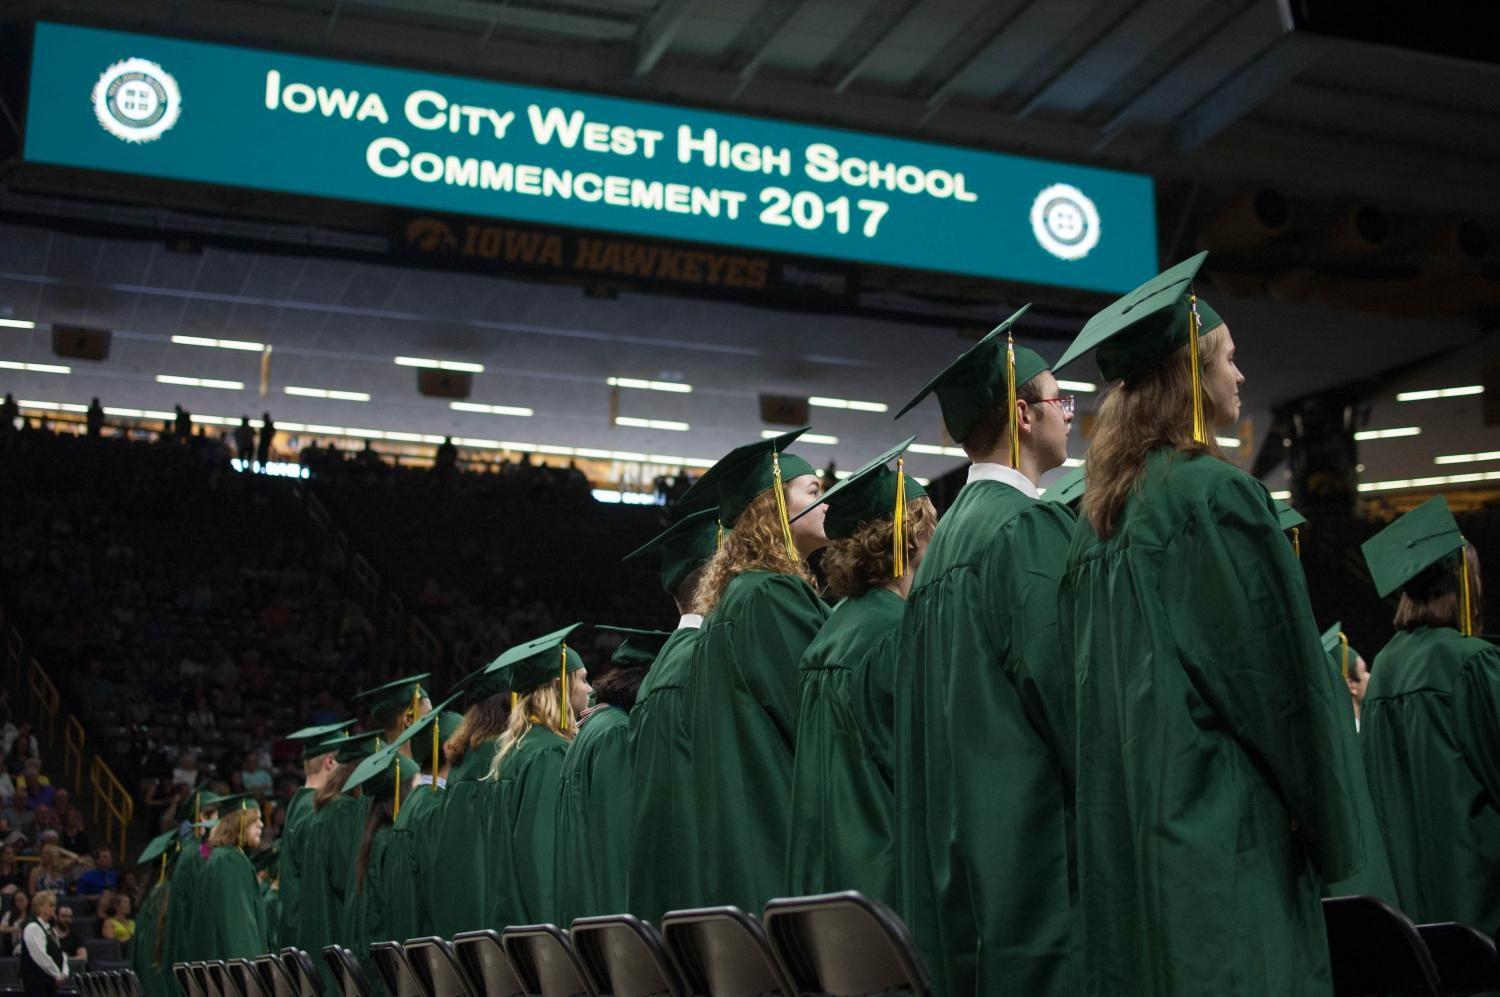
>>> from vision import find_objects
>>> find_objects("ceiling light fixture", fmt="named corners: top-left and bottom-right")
top-left (762, 430), bottom-right (838, 445)
top-left (449, 401), bottom-right (534, 417)
top-left (615, 416), bottom-right (690, 432)
top-left (1395, 385), bottom-right (1483, 401)
top-left (285, 386), bottom-right (372, 402)
top-left (394, 356), bottom-right (485, 373)
top-left (0, 361), bottom-right (70, 374)
top-left (808, 396), bottom-right (889, 413)
top-left (156, 374), bottom-right (244, 390)
top-left (1354, 427), bottom-right (1421, 440)
top-left (607, 376), bottom-right (692, 394)
top-left (171, 334), bottom-right (265, 352)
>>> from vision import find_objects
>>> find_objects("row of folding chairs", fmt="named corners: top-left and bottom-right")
top-left (75, 970), bottom-right (145, 997)
top-left (1323, 895), bottom-right (1500, 996)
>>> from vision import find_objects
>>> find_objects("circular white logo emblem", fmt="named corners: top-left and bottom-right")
top-left (1030, 183), bottom-right (1100, 261)
top-left (92, 57), bottom-right (181, 143)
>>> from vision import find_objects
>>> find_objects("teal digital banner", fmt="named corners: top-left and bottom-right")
top-left (24, 22), bottom-right (1157, 293)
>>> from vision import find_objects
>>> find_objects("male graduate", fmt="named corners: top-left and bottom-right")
top-left (622, 508), bottom-right (718, 924)
top-left (278, 721), bottom-right (350, 949)
top-left (162, 788), bottom-right (220, 969)
top-left (555, 626), bottom-right (669, 925)
top-left (190, 795), bottom-right (269, 961)
top-left (891, 305), bottom-right (1078, 996)
top-left (1360, 496), bottom-right (1500, 932)
top-left (341, 746), bottom-right (421, 992)
top-left (131, 831), bottom-right (179, 997)
top-left (382, 696), bottom-right (462, 942)
top-left (354, 673), bottom-right (432, 747)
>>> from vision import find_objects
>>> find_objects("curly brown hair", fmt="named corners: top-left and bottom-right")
top-left (444, 692), bottom-right (508, 767)
top-left (822, 497), bottom-right (939, 599)
top-left (692, 486), bottom-right (817, 616)
top-left (1082, 325), bottom-right (1228, 539)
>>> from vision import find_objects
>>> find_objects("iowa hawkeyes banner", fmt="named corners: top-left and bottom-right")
top-left (394, 213), bottom-right (858, 306)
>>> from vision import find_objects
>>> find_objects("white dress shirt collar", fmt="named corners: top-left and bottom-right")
top-left (677, 613), bottom-right (704, 630)
top-left (966, 462), bottom-right (1040, 498)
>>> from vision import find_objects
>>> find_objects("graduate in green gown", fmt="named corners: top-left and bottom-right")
top-left (278, 722), bottom-right (351, 949)
top-left (296, 732), bottom-right (381, 990)
top-left (381, 698), bottom-right (463, 942)
top-left (677, 430), bottom-right (830, 913)
top-left (556, 627), bottom-right (668, 925)
top-left (345, 748), bottom-right (421, 991)
top-left (623, 508), bottom-right (718, 925)
top-left (162, 789), bottom-right (220, 966)
top-left (1359, 496), bottom-right (1500, 932)
top-left (354, 673), bottom-right (433, 747)
top-left (1054, 252), bottom-right (1365, 996)
top-left (785, 438), bottom-right (936, 907)
top-left (131, 832), bottom-right (178, 997)
top-left (891, 308), bottom-right (1078, 996)
top-left (193, 797), bottom-right (270, 960)
top-left (429, 666), bottom-right (510, 938)
top-left (487, 626), bottom-right (589, 928)
top-left (252, 847), bottom-right (281, 950)
top-left (1042, 462), bottom-right (1086, 513)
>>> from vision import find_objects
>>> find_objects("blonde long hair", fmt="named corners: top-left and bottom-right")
top-left (1082, 326), bottom-right (1227, 539)
top-left (488, 680), bottom-right (573, 776)
top-left (693, 487), bottom-right (816, 616)
top-left (821, 497), bottom-right (939, 599)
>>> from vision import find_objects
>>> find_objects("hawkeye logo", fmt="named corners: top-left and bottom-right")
top-left (1030, 183), bottom-right (1100, 262)
top-left (92, 57), bottom-right (181, 143)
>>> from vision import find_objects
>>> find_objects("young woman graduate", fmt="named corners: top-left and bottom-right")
top-left (130, 831), bottom-right (178, 997)
top-left (277, 722), bottom-right (350, 950)
top-left (622, 508), bottom-right (719, 925)
top-left (1359, 495), bottom-right (1500, 933)
top-left (890, 308), bottom-right (1078, 997)
top-left (677, 428), bottom-right (829, 913)
top-left (1053, 251), bottom-right (1366, 996)
top-left (191, 797), bottom-right (269, 960)
top-left (380, 697), bottom-right (463, 942)
top-left (486, 626), bottom-right (590, 928)
top-left (344, 747), bottom-right (420, 992)
top-left (161, 789), bottom-right (219, 968)
top-left (555, 626), bottom-right (670, 926)
top-left (785, 437), bottom-right (936, 908)
top-left (429, 663), bottom-right (510, 938)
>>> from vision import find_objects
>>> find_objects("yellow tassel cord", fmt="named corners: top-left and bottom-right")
top-left (559, 644), bottom-right (571, 733)
top-left (1460, 541), bottom-right (1474, 637)
top-left (716, 523), bottom-right (724, 549)
top-left (772, 451), bottom-right (797, 559)
top-left (159, 852), bottom-right (167, 886)
top-left (238, 805), bottom-right (246, 849)
top-left (1338, 633), bottom-right (1350, 682)
top-left (1291, 527), bottom-right (1301, 560)
top-left (510, 691), bottom-right (518, 710)
top-left (892, 458), bottom-right (907, 578)
top-left (1006, 333), bottom-right (1020, 469)
top-left (392, 758), bottom-right (401, 820)
top-left (431, 719), bottom-right (441, 790)
top-left (1188, 293), bottom-right (1207, 445)
top-left (406, 688), bottom-right (421, 729)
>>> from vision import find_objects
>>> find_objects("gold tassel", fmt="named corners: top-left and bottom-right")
top-left (559, 643), bottom-right (570, 732)
top-left (772, 450), bottom-right (797, 558)
top-left (1188, 293), bottom-right (1207, 445)
top-left (431, 719), bottom-right (440, 789)
top-left (716, 523), bottom-right (724, 549)
top-left (1338, 633), bottom-right (1350, 681)
top-left (1291, 527), bottom-right (1301, 559)
top-left (159, 853), bottom-right (166, 885)
top-left (238, 805), bottom-right (245, 849)
top-left (1006, 332), bottom-right (1020, 468)
top-left (892, 458), bottom-right (907, 578)
top-left (392, 758), bottom-right (401, 819)
top-left (1460, 541), bottom-right (1474, 637)
top-left (406, 687), bottom-right (421, 728)
top-left (510, 690), bottom-right (518, 710)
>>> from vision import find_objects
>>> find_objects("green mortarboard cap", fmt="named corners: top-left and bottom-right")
top-left (353, 673), bottom-right (430, 723)
top-left (214, 793), bottom-right (262, 813)
top-left (343, 748), bottom-right (420, 798)
top-left (459, 658), bottom-right (511, 705)
top-left (137, 830), bottom-right (179, 865)
top-left (678, 429), bottom-right (817, 529)
top-left (389, 693), bottom-right (465, 772)
top-left (175, 788), bottom-right (221, 824)
top-left (894, 306), bottom-right (1046, 444)
top-left (624, 508), bottom-right (721, 595)
top-left (1042, 464), bottom-right (1086, 507)
top-left (595, 626), bottom-right (674, 669)
top-left (492, 624), bottom-right (586, 694)
top-left (317, 731), bottom-right (385, 765)
top-left (1275, 499), bottom-right (1307, 532)
top-left (790, 436), bottom-right (928, 541)
top-left (251, 847), bottom-right (280, 873)
top-left (285, 720), bottom-right (351, 741)
top-left (1320, 621), bottom-right (1362, 680)
top-left (1361, 495), bottom-right (1467, 599)
top-left (1054, 252), bottom-right (1223, 383)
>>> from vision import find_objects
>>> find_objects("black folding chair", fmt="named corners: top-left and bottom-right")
top-left (659, 906), bottom-right (793, 997)
top-left (172, 963), bottom-right (200, 997)
top-left (278, 949), bottom-right (324, 997)
top-left (78, 973), bottom-right (101, 997)
top-left (368, 942), bottom-right (422, 997)
top-left (119, 971), bottom-right (147, 997)
top-left (255, 955), bottom-right (297, 997)
top-left (762, 891), bottom-right (932, 997)
top-left (208, 961), bottom-right (242, 997)
top-left (500, 925), bottom-right (597, 997)
top-left (1323, 895), bottom-right (1440, 996)
top-left (1416, 922), bottom-right (1500, 995)
top-left (229, 960), bottom-right (269, 997)
top-left (451, 930), bottom-right (524, 997)
top-left (401, 937), bottom-right (469, 997)
top-left (571, 914), bottom-right (685, 997)
top-left (320, 947), bottom-right (371, 997)
top-left (189, 963), bottom-right (220, 997)
top-left (107, 972), bottom-right (130, 997)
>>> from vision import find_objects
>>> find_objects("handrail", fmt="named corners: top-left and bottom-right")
top-left (89, 756), bottom-right (134, 859)
top-left (27, 657), bottom-right (59, 745)
top-left (64, 716), bottom-right (85, 792)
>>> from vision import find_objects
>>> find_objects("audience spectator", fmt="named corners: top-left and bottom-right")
top-left (1, 393), bottom-right (17, 432)
top-left (0, 770), bottom-right (14, 807)
top-left (27, 845), bottom-right (72, 896)
top-left (0, 890), bottom-right (28, 955)
top-left (0, 848), bottom-right (25, 895)
top-left (50, 791), bottom-right (77, 832)
top-left (75, 847), bottom-right (118, 896)
top-left (234, 418), bottom-right (256, 464)
top-left (239, 752), bottom-right (272, 795)
top-left (53, 905), bottom-right (85, 967)
top-left (257, 413), bottom-right (275, 465)
top-left (102, 894), bottom-right (134, 948)
top-left (171, 753), bottom-right (200, 791)
top-left (59, 810), bottom-right (88, 855)
top-left (6, 727), bottom-right (40, 776)
top-left (16, 760), bottom-right (54, 811)
top-left (0, 798), bottom-right (32, 841)
top-left (85, 399), bottom-right (103, 438)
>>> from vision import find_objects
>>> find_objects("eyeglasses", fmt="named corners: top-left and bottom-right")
top-left (1032, 394), bottom-right (1075, 418)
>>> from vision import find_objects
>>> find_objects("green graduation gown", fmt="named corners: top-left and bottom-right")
top-left (429, 743), bottom-right (498, 938)
top-left (787, 588), bottom-right (903, 905)
top-left (688, 571), bottom-right (829, 912)
top-left (298, 796), bottom-right (366, 989)
top-left (1059, 449), bottom-right (1365, 996)
top-left (357, 824), bottom-right (398, 995)
top-left (895, 470), bottom-right (1077, 997)
top-left (383, 781), bottom-right (443, 943)
top-left (490, 725), bottom-right (570, 928)
top-left (131, 879), bottom-right (169, 997)
top-left (163, 835), bottom-right (207, 964)
top-left (277, 787), bottom-right (314, 946)
top-left (626, 625), bottom-right (702, 924)
top-left (555, 705), bottom-right (632, 926)
top-left (260, 881), bottom-right (281, 951)
top-left (193, 847), bottom-right (269, 959)
top-left (1362, 626), bottom-right (1500, 931)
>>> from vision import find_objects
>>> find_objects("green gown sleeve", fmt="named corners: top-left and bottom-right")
top-left (429, 747), bottom-right (498, 939)
top-left (492, 733), bottom-right (569, 928)
top-left (278, 790), bottom-right (311, 947)
top-left (1160, 474), bottom-right (1365, 883)
top-left (130, 882), bottom-right (167, 997)
top-left (384, 787), bottom-right (440, 944)
top-left (580, 713), bottom-right (633, 919)
top-left (1455, 645), bottom-right (1500, 803)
